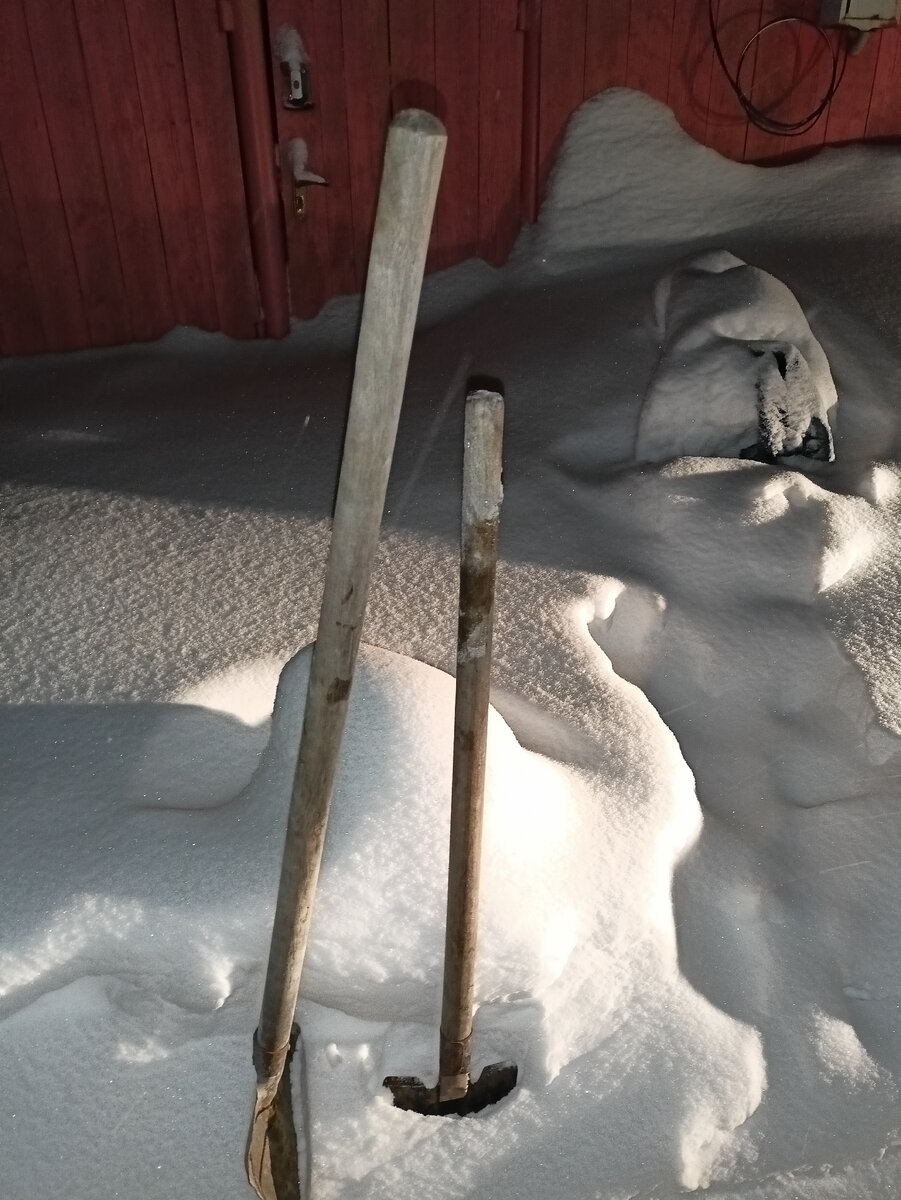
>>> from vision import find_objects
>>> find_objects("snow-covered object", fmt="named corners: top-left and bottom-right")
top-left (637, 251), bottom-right (838, 462)
top-left (288, 137), bottom-right (326, 186)
top-left (274, 25), bottom-right (308, 67)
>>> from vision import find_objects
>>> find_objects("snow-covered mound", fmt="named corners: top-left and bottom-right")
top-left (637, 251), bottom-right (837, 463)
top-left (532, 88), bottom-right (901, 264)
top-left (248, 642), bottom-right (588, 1019)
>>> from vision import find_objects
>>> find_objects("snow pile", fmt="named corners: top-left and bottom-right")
top-left (638, 251), bottom-right (837, 463)
top-left (2, 87), bottom-right (901, 1200)
top-left (249, 643), bottom-right (589, 1023)
top-left (530, 88), bottom-right (901, 264)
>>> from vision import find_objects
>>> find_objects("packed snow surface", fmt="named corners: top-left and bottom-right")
top-left (2, 89), bottom-right (901, 1198)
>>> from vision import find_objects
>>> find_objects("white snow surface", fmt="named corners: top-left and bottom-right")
top-left (2, 87), bottom-right (901, 1198)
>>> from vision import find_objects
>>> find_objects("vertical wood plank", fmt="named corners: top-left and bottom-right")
top-left (742, 0), bottom-right (799, 161)
top-left (267, 0), bottom-right (328, 319)
top-left (74, 0), bottom-right (174, 342)
top-left (124, 0), bottom-right (220, 331)
top-left (863, 25), bottom-right (901, 138)
top-left (0, 0), bottom-right (88, 351)
top-left (704, 0), bottom-right (758, 161)
top-left (341, 0), bottom-right (391, 290)
top-left (584, 0), bottom-right (630, 95)
top-left (625, 0), bottom-right (676, 104)
top-left (308, 0), bottom-right (357, 299)
top-left (0, 149), bottom-right (46, 356)
top-left (823, 30), bottom-right (877, 145)
top-left (388, 0), bottom-right (437, 115)
top-left (23, 0), bottom-right (133, 346)
top-left (668, 0), bottom-right (718, 144)
top-left (433, 0), bottom-right (480, 269)
top-left (389, 0), bottom-right (456, 271)
top-left (770, 13), bottom-right (837, 160)
top-left (174, 0), bottom-right (260, 337)
top-left (537, 0), bottom-right (588, 211)
top-left (479, 0), bottom-right (524, 265)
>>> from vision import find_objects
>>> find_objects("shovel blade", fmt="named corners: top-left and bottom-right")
top-left (383, 1060), bottom-right (518, 1116)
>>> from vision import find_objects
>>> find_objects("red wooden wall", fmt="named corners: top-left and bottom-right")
top-left (2, 0), bottom-right (901, 356)
top-left (265, 0), bottom-right (526, 318)
top-left (0, 0), bottom-right (258, 356)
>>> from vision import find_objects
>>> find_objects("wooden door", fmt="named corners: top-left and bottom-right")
top-left (262, 0), bottom-right (527, 320)
top-left (0, 0), bottom-right (259, 356)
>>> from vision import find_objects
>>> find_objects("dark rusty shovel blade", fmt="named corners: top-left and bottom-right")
top-left (383, 1060), bottom-right (518, 1116)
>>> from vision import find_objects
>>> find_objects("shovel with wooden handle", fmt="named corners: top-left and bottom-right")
top-left (245, 108), bottom-right (446, 1200)
top-left (383, 387), bottom-right (518, 1116)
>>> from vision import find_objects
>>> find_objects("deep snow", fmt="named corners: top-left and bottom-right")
top-left (1, 89), bottom-right (901, 1198)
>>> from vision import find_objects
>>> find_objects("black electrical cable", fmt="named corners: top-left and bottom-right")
top-left (708, 2), bottom-right (849, 137)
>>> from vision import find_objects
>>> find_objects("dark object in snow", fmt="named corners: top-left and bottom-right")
top-left (740, 343), bottom-right (835, 463)
top-left (385, 1061), bottom-right (519, 1116)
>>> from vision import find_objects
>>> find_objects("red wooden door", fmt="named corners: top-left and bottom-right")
top-left (262, 0), bottom-right (526, 321)
top-left (0, 0), bottom-right (259, 357)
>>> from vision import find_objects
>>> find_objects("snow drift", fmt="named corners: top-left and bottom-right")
top-left (638, 250), bottom-right (837, 463)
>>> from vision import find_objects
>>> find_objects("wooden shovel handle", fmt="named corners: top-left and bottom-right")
top-left (439, 389), bottom-right (504, 1102)
top-left (256, 110), bottom-right (447, 1063)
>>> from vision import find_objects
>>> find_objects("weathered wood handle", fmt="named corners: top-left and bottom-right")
top-left (439, 388), bottom-right (505, 1102)
top-left (256, 109), bottom-right (447, 1065)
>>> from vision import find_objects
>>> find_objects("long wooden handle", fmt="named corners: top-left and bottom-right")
top-left (439, 389), bottom-right (505, 1103)
top-left (257, 109), bottom-right (447, 1065)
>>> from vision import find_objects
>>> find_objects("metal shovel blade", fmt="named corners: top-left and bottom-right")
top-left (383, 1060), bottom-right (518, 1117)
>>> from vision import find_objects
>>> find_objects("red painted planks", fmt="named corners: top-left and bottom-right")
top-left (537, 0), bottom-right (589, 215)
top-left (266, 0), bottom-right (357, 317)
top-left (433, 0), bottom-right (480, 269)
top-left (341, 0), bottom-right (392, 290)
top-left (388, 0), bottom-right (437, 115)
top-left (823, 30), bottom-right (878, 146)
top-left (268, 0), bottom-right (318, 320)
top-left (668, 0), bottom-right (719, 145)
top-left (863, 25), bottom-right (901, 139)
top-left (0, 0), bottom-right (88, 351)
top-left (23, 0), bottom-right (133, 346)
top-left (768, 14), bottom-right (838, 161)
top-left (388, 0), bottom-right (462, 272)
top-left (479, 0), bottom-right (524, 266)
top-left (0, 149), bottom-right (45, 356)
top-left (174, 0), bottom-right (259, 338)
top-left (742, 0), bottom-right (803, 162)
top-left (705, 0), bottom-right (760, 161)
top-left (75, 0), bottom-right (174, 342)
top-left (626, 0), bottom-right (676, 105)
top-left (123, 0), bottom-right (220, 331)
top-left (308, 0), bottom-right (357, 299)
top-left (584, 0), bottom-right (630, 95)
